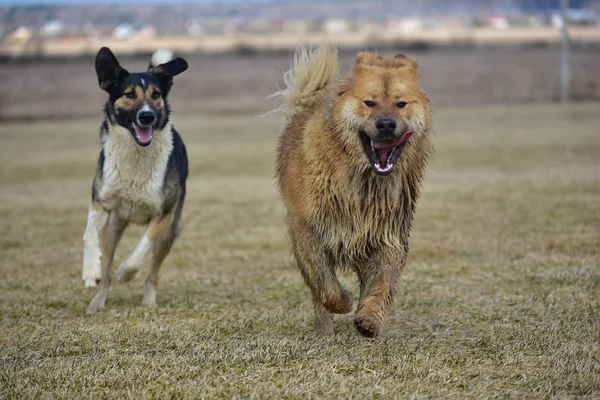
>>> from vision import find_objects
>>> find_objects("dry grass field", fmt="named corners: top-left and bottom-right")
top-left (0, 102), bottom-right (599, 398)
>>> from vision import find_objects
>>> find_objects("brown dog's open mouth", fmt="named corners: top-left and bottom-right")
top-left (360, 130), bottom-right (414, 175)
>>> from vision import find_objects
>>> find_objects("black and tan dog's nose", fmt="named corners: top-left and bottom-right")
top-left (376, 118), bottom-right (397, 135)
top-left (137, 111), bottom-right (156, 126)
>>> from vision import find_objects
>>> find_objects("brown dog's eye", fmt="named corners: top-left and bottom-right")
top-left (364, 100), bottom-right (376, 108)
top-left (125, 91), bottom-right (136, 99)
top-left (396, 101), bottom-right (407, 109)
top-left (151, 91), bottom-right (161, 99)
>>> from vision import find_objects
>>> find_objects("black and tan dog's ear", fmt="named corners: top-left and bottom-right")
top-left (154, 58), bottom-right (188, 91)
top-left (154, 58), bottom-right (188, 78)
top-left (95, 47), bottom-right (129, 92)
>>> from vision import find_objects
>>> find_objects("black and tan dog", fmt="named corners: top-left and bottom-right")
top-left (82, 47), bottom-right (188, 313)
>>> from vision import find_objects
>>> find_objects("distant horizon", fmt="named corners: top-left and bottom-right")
top-left (0, 0), bottom-right (284, 6)
top-left (0, 0), bottom-right (590, 10)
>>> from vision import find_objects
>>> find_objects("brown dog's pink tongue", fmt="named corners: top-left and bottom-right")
top-left (372, 130), bottom-right (414, 166)
top-left (377, 148), bottom-right (392, 165)
top-left (372, 130), bottom-right (414, 150)
top-left (134, 125), bottom-right (153, 144)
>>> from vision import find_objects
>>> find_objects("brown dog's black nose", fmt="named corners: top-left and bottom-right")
top-left (376, 118), bottom-right (397, 135)
top-left (137, 111), bottom-right (156, 126)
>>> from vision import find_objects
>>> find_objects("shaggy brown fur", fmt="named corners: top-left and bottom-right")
top-left (272, 44), bottom-right (432, 337)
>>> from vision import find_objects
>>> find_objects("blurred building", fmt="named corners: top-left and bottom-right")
top-left (550, 9), bottom-right (598, 28)
top-left (5, 26), bottom-right (32, 42)
top-left (112, 23), bottom-right (156, 40)
top-left (323, 18), bottom-right (349, 35)
top-left (40, 20), bottom-right (66, 39)
top-left (387, 17), bottom-right (424, 33)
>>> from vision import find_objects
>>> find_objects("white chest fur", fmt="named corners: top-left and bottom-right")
top-left (98, 124), bottom-right (173, 224)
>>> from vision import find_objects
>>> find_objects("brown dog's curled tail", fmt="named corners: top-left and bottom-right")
top-left (266, 43), bottom-right (338, 120)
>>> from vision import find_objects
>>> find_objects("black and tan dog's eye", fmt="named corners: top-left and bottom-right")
top-left (125, 91), bottom-right (136, 99)
top-left (396, 101), bottom-right (407, 109)
top-left (151, 90), bottom-right (161, 99)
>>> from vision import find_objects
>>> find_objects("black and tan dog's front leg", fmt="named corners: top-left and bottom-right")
top-left (86, 211), bottom-right (128, 314)
top-left (82, 202), bottom-right (110, 289)
top-left (354, 250), bottom-right (406, 338)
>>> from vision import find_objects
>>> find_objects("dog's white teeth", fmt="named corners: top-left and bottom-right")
top-left (374, 161), bottom-right (393, 172)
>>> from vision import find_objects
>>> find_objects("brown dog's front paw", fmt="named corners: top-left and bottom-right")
top-left (354, 313), bottom-right (381, 338)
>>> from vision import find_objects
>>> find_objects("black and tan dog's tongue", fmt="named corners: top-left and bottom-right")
top-left (134, 125), bottom-right (153, 144)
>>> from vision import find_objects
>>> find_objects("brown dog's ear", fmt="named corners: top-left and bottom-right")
top-left (95, 47), bottom-right (129, 92)
top-left (394, 53), bottom-right (418, 68)
top-left (356, 52), bottom-right (383, 66)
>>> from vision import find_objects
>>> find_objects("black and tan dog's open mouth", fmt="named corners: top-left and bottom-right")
top-left (128, 123), bottom-right (154, 146)
top-left (360, 130), bottom-right (414, 175)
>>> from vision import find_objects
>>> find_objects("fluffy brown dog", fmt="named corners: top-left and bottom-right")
top-left (272, 44), bottom-right (432, 337)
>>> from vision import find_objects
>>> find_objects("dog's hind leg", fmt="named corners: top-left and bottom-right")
top-left (117, 229), bottom-right (152, 283)
top-left (117, 214), bottom-right (171, 283)
top-left (82, 202), bottom-right (109, 289)
top-left (117, 212), bottom-right (176, 303)
top-left (291, 227), bottom-right (353, 333)
top-left (86, 212), bottom-right (128, 314)
top-left (142, 217), bottom-right (178, 307)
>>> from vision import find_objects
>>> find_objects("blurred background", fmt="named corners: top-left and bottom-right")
top-left (0, 0), bottom-right (599, 119)
top-left (2, 2), bottom-right (600, 396)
